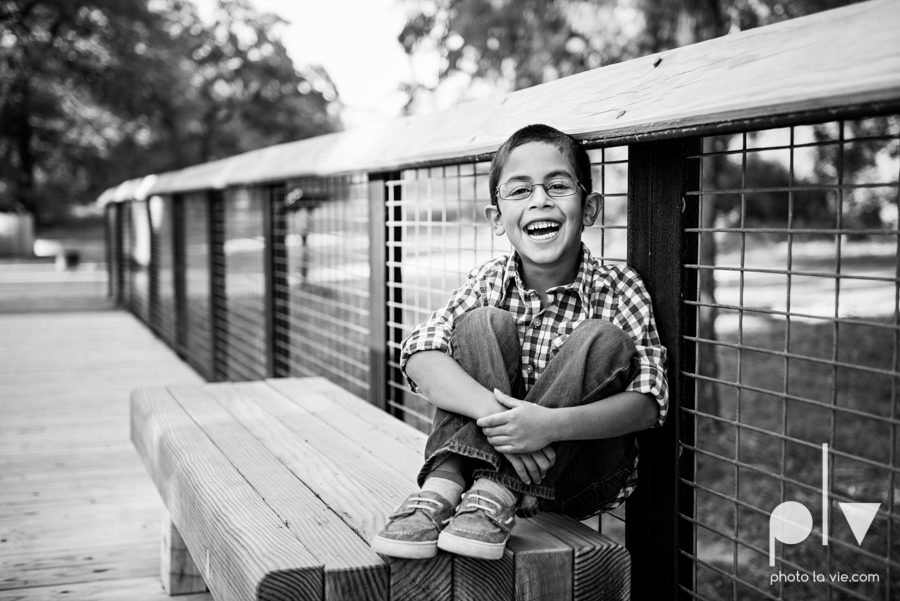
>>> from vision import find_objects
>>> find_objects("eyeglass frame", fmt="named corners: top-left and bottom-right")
top-left (493, 176), bottom-right (589, 202)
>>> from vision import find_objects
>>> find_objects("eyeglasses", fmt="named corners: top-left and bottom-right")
top-left (495, 177), bottom-right (587, 201)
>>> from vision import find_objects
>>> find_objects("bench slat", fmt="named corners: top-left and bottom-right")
top-left (224, 381), bottom-right (453, 601)
top-left (275, 377), bottom-right (428, 451)
top-left (531, 512), bottom-right (630, 601)
top-left (266, 378), bottom-right (424, 478)
top-left (130, 387), bottom-right (324, 601)
top-left (168, 383), bottom-right (389, 601)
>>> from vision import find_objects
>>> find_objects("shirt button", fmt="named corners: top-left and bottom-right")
top-left (532, 317), bottom-right (542, 328)
top-left (525, 364), bottom-right (535, 374)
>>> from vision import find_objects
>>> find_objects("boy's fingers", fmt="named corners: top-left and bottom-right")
top-left (519, 454), bottom-right (542, 484)
top-left (486, 435), bottom-right (510, 447)
top-left (504, 453), bottom-right (530, 484)
top-left (476, 413), bottom-right (508, 428)
top-left (481, 425), bottom-right (508, 437)
top-left (542, 446), bottom-right (557, 466)
top-left (532, 451), bottom-right (551, 476)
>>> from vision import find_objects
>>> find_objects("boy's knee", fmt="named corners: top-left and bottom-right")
top-left (456, 306), bottom-right (516, 339)
top-left (572, 320), bottom-right (636, 359)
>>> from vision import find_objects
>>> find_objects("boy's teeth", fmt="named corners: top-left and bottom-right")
top-left (525, 220), bottom-right (561, 240)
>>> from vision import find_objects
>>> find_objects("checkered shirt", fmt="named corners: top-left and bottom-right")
top-left (399, 244), bottom-right (669, 511)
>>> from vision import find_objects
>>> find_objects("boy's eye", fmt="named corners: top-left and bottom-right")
top-left (546, 179), bottom-right (576, 194)
top-left (506, 184), bottom-right (532, 199)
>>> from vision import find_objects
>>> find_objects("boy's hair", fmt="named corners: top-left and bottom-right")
top-left (488, 124), bottom-right (593, 206)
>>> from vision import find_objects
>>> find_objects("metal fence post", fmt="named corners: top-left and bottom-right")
top-left (173, 194), bottom-right (187, 357)
top-left (626, 137), bottom-right (700, 601)
top-left (265, 184), bottom-right (289, 378)
top-left (208, 189), bottom-right (227, 382)
top-left (105, 203), bottom-right (113, 298)
top-left (367, 174), bottom-right (390, 411)
top-left (115, 202), bottom-right (124, 305)
top-left (147, 198), bottom-right (159, 332)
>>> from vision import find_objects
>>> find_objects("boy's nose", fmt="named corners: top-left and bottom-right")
top-left (528, 184), bottom-right (555, 208)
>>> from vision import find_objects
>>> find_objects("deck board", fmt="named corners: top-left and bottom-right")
top-left (0, 262), bottom-right (209, 600)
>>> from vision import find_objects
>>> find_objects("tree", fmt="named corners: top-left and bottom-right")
top-left (397, 0), bottom-right (864, 110)
top-left (0, 0), bottom-right (341, 224)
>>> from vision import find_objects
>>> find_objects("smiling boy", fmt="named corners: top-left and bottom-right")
top-left (371, 124), bottom-right (668, 561)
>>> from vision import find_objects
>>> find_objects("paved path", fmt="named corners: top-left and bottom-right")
top-left (0, 260), bottom-right (211, 600)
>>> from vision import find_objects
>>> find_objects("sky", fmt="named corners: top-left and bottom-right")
top-left (196, 0), bottom-right (428, 129)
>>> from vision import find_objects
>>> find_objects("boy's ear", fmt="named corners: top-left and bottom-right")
top-left (582, 193), bottom-right (603, 227)
top-left (484, 204), bottom-right (506, 236)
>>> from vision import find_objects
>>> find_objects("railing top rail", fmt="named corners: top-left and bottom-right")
top-left (103, 0), bottom-right (899, 200)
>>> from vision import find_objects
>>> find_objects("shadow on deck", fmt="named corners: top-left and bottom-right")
top-left (0, 259), bottom-right (211, 600)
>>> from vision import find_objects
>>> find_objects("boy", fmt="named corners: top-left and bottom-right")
top-left (371, 124), bottom-right (668, 561)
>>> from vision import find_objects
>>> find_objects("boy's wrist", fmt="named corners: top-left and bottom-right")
top-left (545, 407), bottom-right (566, 444)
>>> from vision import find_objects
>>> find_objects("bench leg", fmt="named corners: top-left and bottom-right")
top-left (161, 508), bottom-right (208, 595)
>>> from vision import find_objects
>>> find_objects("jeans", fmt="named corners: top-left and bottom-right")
top-left (416, 306), bottom-right (640, 519)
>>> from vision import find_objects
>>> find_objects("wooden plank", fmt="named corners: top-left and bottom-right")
top-left (147, 0), bottom-right (899, 192)
top-left (295, 378), bottom-right (427, 452)
top-left (0, 576), bottom-right (212, 600)
top-left (222, 381), bottom-right (413, 538)
top-left (531, 512), bottom-right (630, 601)
top-left (160, 508), bottom-right (207, 595)
top-left (0, 542), bottom-right (158, 591)
top-left (265, 379), bottom-right (423, 478)
top-left (216, 382), bottom-right (452, 601)
top-left (166, 382), bottom-right (389, 601)
top-left (130, 387), bottom-right (324, 601)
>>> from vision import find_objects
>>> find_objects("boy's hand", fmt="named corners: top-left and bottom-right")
top-left (502, 447), bottom-right (556, 485)
top-left (477, 388), bottom-right (556, 453)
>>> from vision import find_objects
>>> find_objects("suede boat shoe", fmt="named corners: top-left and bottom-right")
top-left (371, 490), bottom-right (457, 559)
top-left (437, 488), bottom-right (517, 560)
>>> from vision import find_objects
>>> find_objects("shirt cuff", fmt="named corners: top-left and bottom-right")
top-left (399, 327), bottom-right (453, 392)
top-left (625, 363), bottom-right (669, 427)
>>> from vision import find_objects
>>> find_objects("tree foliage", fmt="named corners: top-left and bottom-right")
top-left (398, 0), bottom-right (864, 110)
top-left (0, 0), bottom-right (341, 223)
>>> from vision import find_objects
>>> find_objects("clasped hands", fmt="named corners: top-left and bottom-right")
top-left (476, 388), bottom-right (556, 486)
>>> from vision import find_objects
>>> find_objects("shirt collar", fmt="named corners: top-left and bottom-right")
top-left (500, 244), bottom-right (594, 309)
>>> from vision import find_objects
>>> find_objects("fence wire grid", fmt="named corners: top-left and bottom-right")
top-left (681, 116), bottom-right (900, 601)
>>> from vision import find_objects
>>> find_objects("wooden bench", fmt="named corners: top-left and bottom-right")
top-left (131, 377), bottom-right (630, 600)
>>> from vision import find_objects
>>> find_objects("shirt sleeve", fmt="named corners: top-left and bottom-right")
top-left (399, 270), bottom-right (486, 392)
top-left (613, 267), bottom-right (669, 427)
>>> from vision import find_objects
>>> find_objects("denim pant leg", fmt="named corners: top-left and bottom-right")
top-left (523, 320), bottom-right (641, 518)
top-left (416, 306), bottom-right (524, 488)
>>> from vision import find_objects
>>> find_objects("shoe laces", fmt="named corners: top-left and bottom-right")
top-left (462, 492), bottom-right (501, 516)
top-left (405, 496), bottom-right (442, 514)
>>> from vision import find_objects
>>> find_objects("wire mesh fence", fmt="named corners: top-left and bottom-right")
top-left (681, 116), bottom-right (900, 601)
top-left (275, 174), bottom-right (371, 399)
top-left (179, 192), bottom-right (214, 380)
top-left (150, 195), bottom-right (178, 348)
top-left (221, 186), bottom-right (268, 381)
top-left (128, 199), bottom-right (151, 325)
top-left (103, 113), bottom-right (899, 601)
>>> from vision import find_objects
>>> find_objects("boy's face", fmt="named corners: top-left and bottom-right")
top-left (485, 142), bottom-right (601, 276)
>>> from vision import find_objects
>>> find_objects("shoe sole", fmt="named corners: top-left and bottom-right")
top-left (437, 530), bottom-right (507, 560)
top-left (371, 535), bottom-right (438, 559)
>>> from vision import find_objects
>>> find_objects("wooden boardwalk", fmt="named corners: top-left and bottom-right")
top-left (0, 260), bottom-right (211, 600)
